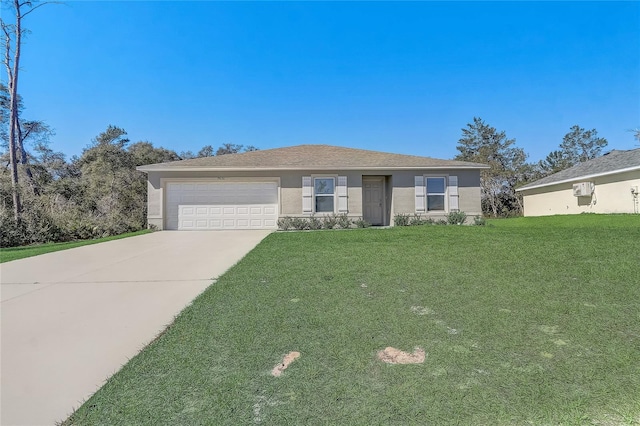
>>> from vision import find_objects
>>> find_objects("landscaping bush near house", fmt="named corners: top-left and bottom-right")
top-left (308, 216), bottom-right (323, 230)
top-left (321, 214), bottom-right (338, 229)
top-left (446, 210), bottom-right (467, 225)
top-left (279, 212), bottom-right (479, 231)
top-left (277, 214), bottom-right (364, 231)
top-left (290, 217), bottom-right (310, 231)
top-left (276, 217), bottom-right (293, 231)
top-left (393, 213), bottom-right (410, 226)
top-left (336, 213), bottom-right (351, 229)
top-left (394, 211), bottom-right (473, 227)
top-left (353, 217), bottom-right (371, 228)
top-left (408, 214), bottom-right (424, 226)
top-left (409, 214), bottom-right (434, 226)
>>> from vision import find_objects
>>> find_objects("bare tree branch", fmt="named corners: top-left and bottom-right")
top-left (21, 1), bottom-right (60, 18)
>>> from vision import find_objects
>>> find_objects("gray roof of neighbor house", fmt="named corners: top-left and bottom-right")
top-left (137, 144), bottom-right (489, 172)
top-left (517, 148), bottom-right (640, 192)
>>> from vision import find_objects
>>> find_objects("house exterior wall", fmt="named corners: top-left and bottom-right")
top-left (521, 170), bottom-right (640, 216)
top-left (145, 168), bottom-right (483, 229)
top-left (388, 169), bottom-right (482, 220)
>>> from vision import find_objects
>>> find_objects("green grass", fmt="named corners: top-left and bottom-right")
top-left (64, 215), bottom-right (640, 425)
top-left (0, 230), bottom-right (152, 263)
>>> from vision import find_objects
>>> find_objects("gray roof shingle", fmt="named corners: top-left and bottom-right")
top-left (518, 148), bottom-right (640, 191)
top-left (137, 144), bottom-right (488, 171)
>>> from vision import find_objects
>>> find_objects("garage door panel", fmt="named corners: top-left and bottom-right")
top-left (166, 181), bottom-right (278, 230)
top-left (177, 204), bottom-right (278, 230)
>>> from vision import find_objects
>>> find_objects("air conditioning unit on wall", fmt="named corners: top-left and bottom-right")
top-left (573, 182), bottom-right (594, 197)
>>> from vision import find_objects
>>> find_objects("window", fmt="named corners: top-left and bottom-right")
top-left (426, 177), bottom-right (446, 211)
top-left (314, 177), bottom-right (335, 213)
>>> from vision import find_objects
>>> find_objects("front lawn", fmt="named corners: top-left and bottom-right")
top-left (0, 230), bottom-right (152, 263)
top-left (64, 215), bottom-right (640, 425)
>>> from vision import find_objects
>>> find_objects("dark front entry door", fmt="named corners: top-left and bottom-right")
top-left (363, 177), bottom-right (384, 225)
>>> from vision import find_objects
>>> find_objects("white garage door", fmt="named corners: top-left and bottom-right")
top-left (165, 181), bottom-right (278, 230)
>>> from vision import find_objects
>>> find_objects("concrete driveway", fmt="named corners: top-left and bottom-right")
top-left (1, 230), bottom-right (271, 426)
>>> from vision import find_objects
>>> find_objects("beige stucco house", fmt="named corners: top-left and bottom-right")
top-left (517, 148), bottom-right (640, 216)
top-left (137, 144), bottom-right (488, 230)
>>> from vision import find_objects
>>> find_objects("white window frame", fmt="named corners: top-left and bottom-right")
top-left (313, 176), bottom-right (337, 214)
top-left (425, 175), bottom-right (448, 212)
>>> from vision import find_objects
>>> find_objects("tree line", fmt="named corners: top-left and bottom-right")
top-left (1, 108), bottom-right (620, 247)
top-left (454, 117), bottom-right (612, 218)
top-left (0, 92), bottom-right (256, 247)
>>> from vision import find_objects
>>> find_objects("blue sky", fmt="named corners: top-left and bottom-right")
top-left (10, 1), bottom-right (640, 162)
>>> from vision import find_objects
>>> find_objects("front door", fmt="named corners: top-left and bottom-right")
top-left (363, 177), bottom-right (384, 225)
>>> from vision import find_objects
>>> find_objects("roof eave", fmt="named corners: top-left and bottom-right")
top-left (137, 164), bottom-right (489, 173)
top-left (516, 165), bottom-right (640, 192)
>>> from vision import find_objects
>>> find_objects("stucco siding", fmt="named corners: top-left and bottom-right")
top-left (391, 169), bottom-right (482, 218)
top-left (522, 170), bottom-right (640, 216)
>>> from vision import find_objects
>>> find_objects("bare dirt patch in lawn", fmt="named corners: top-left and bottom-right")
top-left (377, 347), bottom-right (426, 364)
top-left (271, 351), bottom-right (301, 377)
top-left (410, 305), bottom-right (434, 315)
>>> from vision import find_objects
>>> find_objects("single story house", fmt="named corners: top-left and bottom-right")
top-left (516, 148), bottom-right (640, 216)
top-left (137, 144), bottom-right (488, 230)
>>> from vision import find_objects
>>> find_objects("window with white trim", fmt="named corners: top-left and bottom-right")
top-left (314, 177), bottom-right (335, 213)
top-left (426, 177), bottom-right (446, 211)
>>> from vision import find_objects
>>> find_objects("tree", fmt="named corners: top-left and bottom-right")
top-left (1, 83), bottom-right (53, 196)
top-left (537, 150), bottom-right (573, 176)
top-left (128, 141), bottom-right (179, 165)
top-left (215, 143), bottom-right (244, 156)
top-left (1, 0), bottom-right (55, 221)
top-left (197, 145), bottom-right (214, 158)
top-left (630, 128), bottom-right (640, 146)
top-left (537, 125), bottom-right (608, 177)
top-left (178, 150), bottom-right (196, 160)
top-left (179, 144), bottom-right (258, 159)
top-left (455, 117), bottom-right (528, 217)
top-left (558, 125), bottom-right (607, 164)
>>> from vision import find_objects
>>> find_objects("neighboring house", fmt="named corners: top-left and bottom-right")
top-left (517, 148), bottom-right (640, 217)
top-left (137, 144), bottom-right (488, 230)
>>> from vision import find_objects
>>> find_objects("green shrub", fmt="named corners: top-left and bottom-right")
top-left (322, 215), bottom-right (338, 229)
top-left (408, 214), bottom-right (421, 226)
top-left (277, 217), bottom-right (293, 231)
top-left (291, 217), bottom-right (310, 230)
top-left (354, 217), bottom-right (370, 228)
top-left (446, 211), bottom-right (467, 225)
top-left (336, 213), bottom-right (352, 229)
top-left (0, 212), bottom-right (25, 247)
top-left (473, 215), bottom-right (487, 226)
top-left (308, 216), bottom-right (323, 230)
top-left (394, 213), bottom-right (410, 226)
